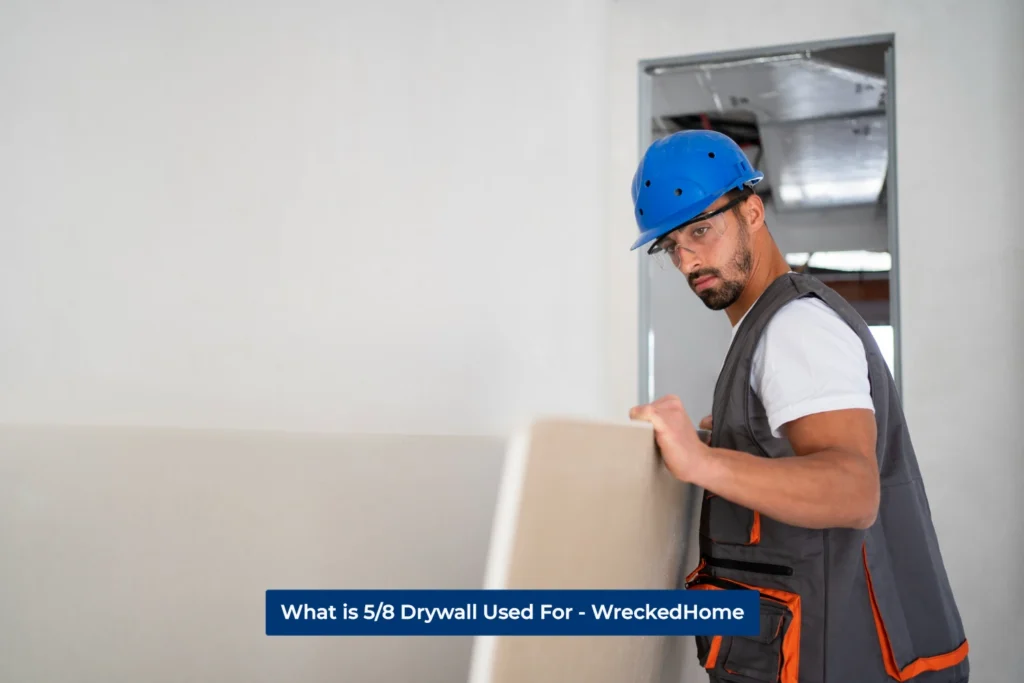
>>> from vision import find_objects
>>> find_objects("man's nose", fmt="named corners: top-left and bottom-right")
top-left (675, 248), bottom-right (700, 275)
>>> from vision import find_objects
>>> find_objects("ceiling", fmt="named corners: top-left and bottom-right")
top-left (649, 45), bottom-right (890, 213)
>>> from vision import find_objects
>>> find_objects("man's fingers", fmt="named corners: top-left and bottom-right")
top-left (699, 414), bottom-right (713, 430)
top-left (629, 404), bottom-right (652, 421)
top-left (630, 404), bottom-right (666, 432)
top-left (632, 396), bottom-right (689, 434)
top-left (653, 394), bottom-right (682, 409)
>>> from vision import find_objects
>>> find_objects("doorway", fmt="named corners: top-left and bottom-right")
top-left (637, 34), bottom-right (901, 411)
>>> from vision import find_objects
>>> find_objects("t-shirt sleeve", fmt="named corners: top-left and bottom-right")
top-left (750, 298), bottom-right (875, 438)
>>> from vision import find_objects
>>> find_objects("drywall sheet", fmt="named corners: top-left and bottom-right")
top-left (0, 425), bottom-right (504, 683)
top-left (467, 418), bottom-right (692, 683)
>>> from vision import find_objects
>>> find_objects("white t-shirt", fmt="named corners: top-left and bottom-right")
top-left (733, 295), bottom-right (875, 438)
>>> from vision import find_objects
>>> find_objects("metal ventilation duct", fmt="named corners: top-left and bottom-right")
top-left (650, 54), bottom-right (889, 212)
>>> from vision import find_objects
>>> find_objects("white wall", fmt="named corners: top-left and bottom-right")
top-left (605, 1), bottom-right (1024, 680)
top-left (0, 0), bottom-right (611, 437)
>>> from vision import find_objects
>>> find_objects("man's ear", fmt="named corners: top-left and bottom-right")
top-left (743, 193), bottom-right (766, 233)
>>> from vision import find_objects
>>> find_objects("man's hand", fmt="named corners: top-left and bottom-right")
top-left (629, 395), bottom-right (711, 484)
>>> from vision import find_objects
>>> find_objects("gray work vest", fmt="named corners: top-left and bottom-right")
top-left (685, 272), bottom-right (969, 683)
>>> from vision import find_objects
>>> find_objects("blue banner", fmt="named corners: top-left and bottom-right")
top-left (265, 589), bottom-right (760, 636)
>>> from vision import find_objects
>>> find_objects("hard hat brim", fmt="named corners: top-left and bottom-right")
top-left (628, 173), bottom-right (763, 251)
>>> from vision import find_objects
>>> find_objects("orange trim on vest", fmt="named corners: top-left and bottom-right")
top-left (752, 583), bottom-right (800, 683)
top-left (705, 635), bottom-right (723, 669)
top-left (685, 558), bottom-right (707, 585)
top-left (861, 544), bottom-right (969, 681)
top-left (688, 572), bottom-right (801, 683)
top-left (749, 511), bottom-right (761, 544)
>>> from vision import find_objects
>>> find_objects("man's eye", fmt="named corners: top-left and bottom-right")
top-left (692, 226), bottom-right (709, 238)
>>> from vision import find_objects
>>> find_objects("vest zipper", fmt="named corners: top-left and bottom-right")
top-left (687, 576), bottom-right (789, 608)
top-left (704, 555), bottom-right (793, 576)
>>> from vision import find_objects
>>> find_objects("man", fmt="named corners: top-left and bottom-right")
top-left (627, 130), bottom-right (969, 683)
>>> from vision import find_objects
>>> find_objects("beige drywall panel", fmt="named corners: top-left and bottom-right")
top-left (469, 418), bottom-right (694, 683)
top-left (0, 425), bottom-right (504, 683)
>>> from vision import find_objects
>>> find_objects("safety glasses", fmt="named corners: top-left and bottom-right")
top-left (647, 191), bottom-right (751, 268)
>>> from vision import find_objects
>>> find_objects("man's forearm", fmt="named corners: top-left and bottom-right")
top-left (691, 446), bottom-right (879, 530)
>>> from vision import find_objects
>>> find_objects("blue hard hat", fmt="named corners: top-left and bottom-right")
top-left (630, 130), bottom-right (764, 251)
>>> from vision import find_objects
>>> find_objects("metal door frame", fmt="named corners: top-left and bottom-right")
top-left (636, 33), bottom-right (901, 404)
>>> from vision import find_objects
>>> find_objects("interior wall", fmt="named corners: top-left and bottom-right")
top-left (0, 0), bottom-right (611, 437)
top-left (606, 1), bottom-right (1024, 681)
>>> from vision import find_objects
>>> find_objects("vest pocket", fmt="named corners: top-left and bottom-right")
top-left (702, 492), bottom-right (761, 546)
top-left (687, 573), bottom-right (801, 683)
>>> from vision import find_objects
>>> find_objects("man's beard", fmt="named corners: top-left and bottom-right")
top-left (689, 243), bottom-right (753, 311)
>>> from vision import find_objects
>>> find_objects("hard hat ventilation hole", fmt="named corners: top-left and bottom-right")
top-left (645, 180), bottom-right (651, 187)
top-left (708, 152), bottom-right (716, 159)
top-left (638, 209), bottom-right (644, 215)
top-left (674, 189), bottom-right (682, 196)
